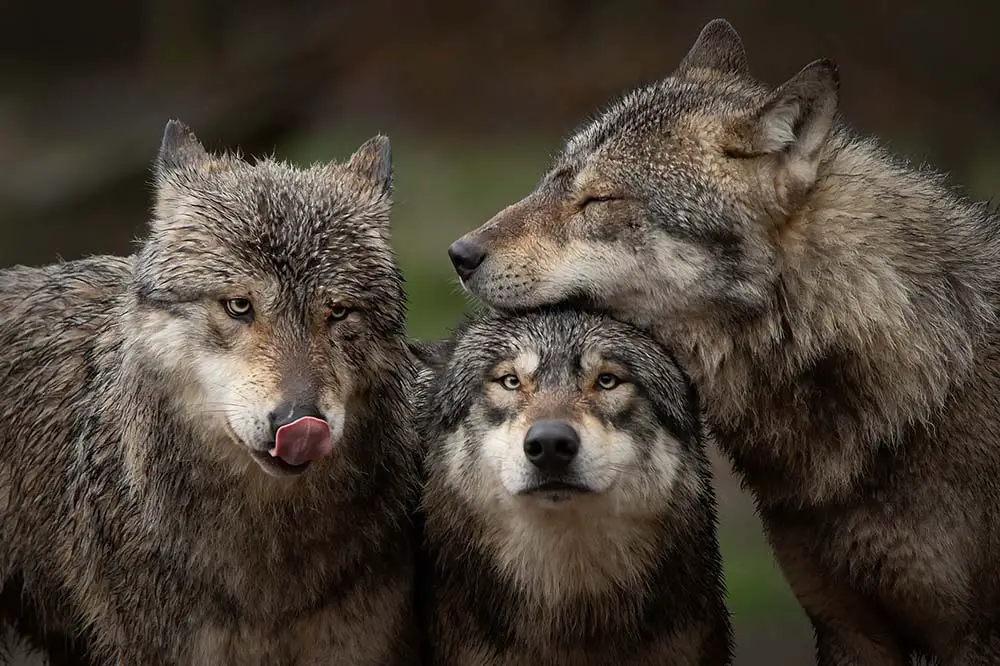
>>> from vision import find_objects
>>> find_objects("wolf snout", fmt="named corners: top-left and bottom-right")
top-left (447, 238), bottom-right (487, 280)
top-left (523, 419), bottom-right (580, 474)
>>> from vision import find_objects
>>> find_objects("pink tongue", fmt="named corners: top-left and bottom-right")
top-left (270, 416), bottom-right (332, 466)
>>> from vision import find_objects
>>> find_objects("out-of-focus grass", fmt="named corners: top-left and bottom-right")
top-left (720, 532), bottom-right (802, 621)
top-left (283, 128), bottom-right (807, 626)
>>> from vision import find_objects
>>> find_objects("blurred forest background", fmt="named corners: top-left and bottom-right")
top-left (3, 1), bottom-right (998, 663)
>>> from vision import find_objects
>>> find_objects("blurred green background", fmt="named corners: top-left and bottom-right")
top-left (3, 1), bottom-right (999, 662)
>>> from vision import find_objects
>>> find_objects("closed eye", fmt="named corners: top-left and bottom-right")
top-left (580, 195), bottom-right (618, 208)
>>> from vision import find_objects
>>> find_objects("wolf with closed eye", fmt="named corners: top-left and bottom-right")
top-left (414, 308), bottom-right (732, 666)
top-left (0, 121), bottom-right (421, 665)
top-left (448, 17), bottom-right (1000, 666)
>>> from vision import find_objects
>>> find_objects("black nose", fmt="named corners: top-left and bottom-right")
top-left (268, 403), bottom-right (325, 439)
top-left (447, 238), bottom-right (487, 280)
top-left (523, 419), bottom-right (580, 473)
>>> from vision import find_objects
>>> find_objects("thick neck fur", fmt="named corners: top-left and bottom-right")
top-left (668, 129), bottom-right (1000, 507)
top-left (422, 477), bottom-right (724, 660)
top-left (432, 492), bottom-right (669, 608)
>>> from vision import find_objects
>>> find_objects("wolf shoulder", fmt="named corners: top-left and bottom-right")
top-left (0, 255), bottom-right (132, 389)
top-left (0, 255), bottom-right (133, 333)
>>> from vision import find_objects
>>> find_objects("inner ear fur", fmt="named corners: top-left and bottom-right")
top-left (726, 58), bottom-right (841, 208)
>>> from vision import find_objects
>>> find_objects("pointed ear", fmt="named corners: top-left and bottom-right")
top-left (675, 19), bottom-right (749, 78)
top-left (742, 59), bottom-right (839, 156)
top-left (346, 134), bottom-right (392, 196)
top-left (155, 119), bottom-right (210, 174)
top-left (729, 59), bottom-right (840, 206)
top-left (152, 120), bottom-right (220, 234)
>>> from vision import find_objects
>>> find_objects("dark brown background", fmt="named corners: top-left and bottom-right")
top-left (3, 1), bottom-right (996, 663)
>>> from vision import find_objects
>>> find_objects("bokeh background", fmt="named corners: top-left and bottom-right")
top-left (3, 2), bottom-right (998, 663)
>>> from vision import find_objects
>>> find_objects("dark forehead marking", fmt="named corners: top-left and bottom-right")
top-left (457, 307), bottom-right (676, 377)
top-left (493, 312), bottom-right (608, 389)
top-left (532, 352), bottom-right (583, 391)
top-left (194, 170), bottom-right (388, 288)
top-left (250, 188), bottom-right (350, 261)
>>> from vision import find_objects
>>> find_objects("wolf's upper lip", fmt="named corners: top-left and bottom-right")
top-left (523, 480), bottom-right (592, 494)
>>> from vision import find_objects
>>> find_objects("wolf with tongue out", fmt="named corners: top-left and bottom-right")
top-left (0, 121), bottom-right (422, 665)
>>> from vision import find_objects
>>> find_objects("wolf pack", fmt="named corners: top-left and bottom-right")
top-left (1, 18), bottom-right (998, 666)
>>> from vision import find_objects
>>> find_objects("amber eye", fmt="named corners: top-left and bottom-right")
top-left (596, 373), bottom-right (621, 390)
top-left (498, 374), bottom-right (521, 391)
top-left (223, 298), bottom-right (253, 320)
top-left (327, 305), bottom-right (351, 323)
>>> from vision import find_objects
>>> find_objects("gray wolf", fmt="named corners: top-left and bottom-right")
top-left (446, 18), bottom-right (1000, 666)
top-left (415, 308), bottom-right (732, 666)
top-left (0, 121), bottom-right (422, 665)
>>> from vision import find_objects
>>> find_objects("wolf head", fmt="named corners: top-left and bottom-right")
top-left (130, 120), bottom-right (405, 479)
top-left (423, 308), bottom-right (700, 514)
top-left (448, 19), bottom-right (839, 328)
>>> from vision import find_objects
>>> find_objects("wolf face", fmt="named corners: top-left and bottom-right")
top-left (425, 308), bottom-right (699, 514)
top-left (421, 310), bottom-right (730, 660)
top-left (449, 19), bottom-right (839, 328)
top-left (131, 121), bottom-right (405, 479)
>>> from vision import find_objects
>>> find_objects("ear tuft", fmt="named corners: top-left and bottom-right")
top-left (347, 134), bottom-right (393, 196)
top-left (675, 18), bottom-right (750, 78)
top-left (156, 119), bottom-right (209, 173)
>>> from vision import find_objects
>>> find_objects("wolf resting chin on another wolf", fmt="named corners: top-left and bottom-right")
top-left (450, 17), bottom-right (1000, 666)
